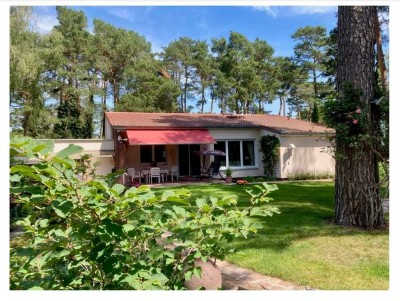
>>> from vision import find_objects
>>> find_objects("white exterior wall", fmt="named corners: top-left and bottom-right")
top-left (51, 139), bottom-right (115, 176)
top-left (104, 119), bottom-right (113, 140)
top-left (208, 129), bottom-right (263, 178)
top-left (278, 135), bottom-right (335, 178)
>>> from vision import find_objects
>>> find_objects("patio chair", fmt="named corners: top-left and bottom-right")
top-left (170, 165), bottom-right (179, 181)
top-left (126, 168), bottom-right (141, 184)
top-left (204, 161), bottom-right (223, 181)
top-left (149, 167), bottom-right (161, 184)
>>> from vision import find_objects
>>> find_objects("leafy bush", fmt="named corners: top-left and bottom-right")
top-left (10, 137), bottom-right (279, 290)
top-left (244, 176), bottom-right (254, 183)
top-left (286, 170), bottom-right (334, 181)
top-left (259, 135), bottom-right (280, 177)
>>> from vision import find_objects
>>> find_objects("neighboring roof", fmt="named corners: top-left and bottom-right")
top-left (105, 112), bottom-right (333, 135)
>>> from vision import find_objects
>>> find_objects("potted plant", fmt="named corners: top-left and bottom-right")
top-left (225, 168), bottom-right (232, 183)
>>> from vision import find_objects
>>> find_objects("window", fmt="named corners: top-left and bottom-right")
top-left (242, 141), bottom-right (255, 166)
top-left (216, 140), bottom-right (256, 168)
top-left (228, 141), bottom-right (241, 166)
top-left (140, 145), bottom-right (167, 164)
top-left (214, 141), bottom-right (226, 166)
top-left (140, 145), bottom-right (152, 163)
top-left (155, 145), bottom-right (166, 162)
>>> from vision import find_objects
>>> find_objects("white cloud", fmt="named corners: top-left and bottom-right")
top-left (252, 6), bottom-right (278, 18)
top-left (287, 6), bottom-right (337, 15)
top-left (33, 14), bottom-right (58, 34)
top-left (108, 8), bottom-right (135, 22)
top-left (252, 6), bottom-right (336, 18)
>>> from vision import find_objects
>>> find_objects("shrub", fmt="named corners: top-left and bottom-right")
top-left (259, 135), bottom-right (280, 177)
top-left (286, 170), bottom-right (334, 181)
top-left (244, 176), bottom-right (254, 183)
top-left (10, 137), bottom-right (280, 290)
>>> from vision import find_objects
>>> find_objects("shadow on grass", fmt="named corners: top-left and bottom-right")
top-left (231, 183), bottom-right (388, 252)
top-left (154, 181), bottom-right (388, 252)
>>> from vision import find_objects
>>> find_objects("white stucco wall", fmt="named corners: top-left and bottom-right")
top-left (49, 139), bottom-right (115, 176)
top-left (278, 135), bottom-right (335, 178)
top-left (104, 119), bottom-right (113, 140)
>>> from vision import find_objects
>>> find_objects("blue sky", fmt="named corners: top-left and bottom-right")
top-left (32, 5), bottom-right (338, 114)
top-left (33, 5), bottom-right (338, 56)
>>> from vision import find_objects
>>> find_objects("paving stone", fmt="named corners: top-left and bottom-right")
top-left (218, 260), bottom-right (307, 290)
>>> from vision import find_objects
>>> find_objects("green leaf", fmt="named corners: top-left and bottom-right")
top-left (195, 198), bottom-right (206, 208)
top-left (124, 186), bottom-right (138, 197)
top-left (55, 144), bottom-right (83, 158)
top-left (103, 257), bottom-right (119, 274)
top-left (53, 229), bottom-right (66, 237)
top-left (193, 266), bottom-right (202, 279)
top-left (52, 199), bottom-right (74, 218)
top-left (123, 224), bottom-right (135, 233)
top-left (173, 205), bottom-right (187, 216)
top-left (27, 286), bottom-right (44, 290)
top-left (163, 196), bottom-right (190, 206)
top-left (264, 183), bottom-right (278, 193)
top-left (250, 207), bottom-right (267, 217)
top-left (33, 140), bottom-right (54, 157)
top-left (53, 156), bottom-right (76, 169)
top-left (111, 184), bottom-right (125, 196)
top-left (121, 274), bottom-right (142, 289)
top-left (174, 188), bottom-right (191, 198)
top-left (184, 270), bottom-right (193, 281)
top-left (10, 165), bottom-right (42, 182)
top-left (10, 174), bottom-right (22, 182)
top-left (165, 258), bottom-right (175, 265)
top-left (149, 273), bottom-right (168, 286)
top-left (102, 218), bottom-right (123, 236)
top-left (39, 219), bottom-right (49, 228)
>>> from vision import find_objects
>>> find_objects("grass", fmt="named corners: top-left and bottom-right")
top-left (153, 181), bottom-right (389, 290)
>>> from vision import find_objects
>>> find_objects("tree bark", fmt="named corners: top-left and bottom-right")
top-left (335, 6), bottom-right (384, 228)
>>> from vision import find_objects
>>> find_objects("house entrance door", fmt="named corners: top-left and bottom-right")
top-left (178, 145), bottom-right (200, 176)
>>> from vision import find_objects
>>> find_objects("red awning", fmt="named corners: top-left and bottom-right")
top-left (126, 129), bottom-right (216, 145)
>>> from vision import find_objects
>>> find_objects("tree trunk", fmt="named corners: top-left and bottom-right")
top-left (113, 78), bottom-right (119, 107)
top-left (278, 96), bottom-right (284, 116)
top-left (335, 6), bottom-right (384, 228)
top-left (200, 85), bottom-right (205, 113)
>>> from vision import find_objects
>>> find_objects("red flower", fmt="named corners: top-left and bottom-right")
top-left (353, 119), bottom-right (359, 124)
top-left (355, 109), bottom-right (361, 114)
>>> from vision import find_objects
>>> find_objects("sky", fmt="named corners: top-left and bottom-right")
top-left (30, 4), bottom-right (338, 114)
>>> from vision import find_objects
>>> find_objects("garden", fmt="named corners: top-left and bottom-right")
top-left (153, 182), bottom-right (389, 290)
top-left (10, 138), bottom-right (388, 290)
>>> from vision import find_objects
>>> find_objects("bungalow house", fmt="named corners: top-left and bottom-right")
top-left (83, 112), bottom-right (334, 180)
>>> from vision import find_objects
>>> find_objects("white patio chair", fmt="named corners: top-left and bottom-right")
top-left (127, 167), bottom-right (141, 184)
top-left (149, 167), bottom-right (161, 184)
top-left (170, 166), bottom-right (179, 181)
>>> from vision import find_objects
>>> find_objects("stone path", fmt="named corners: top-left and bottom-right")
top-left (217, 260), bottom-right (309, 290)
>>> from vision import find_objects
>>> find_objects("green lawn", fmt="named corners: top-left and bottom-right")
top-left (153, 181), bottom-right (389, 290)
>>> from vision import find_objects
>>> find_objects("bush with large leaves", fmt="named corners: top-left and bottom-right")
top-left (10, 137), bottom-right (279, 290)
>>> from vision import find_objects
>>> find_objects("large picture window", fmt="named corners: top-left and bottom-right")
top-left (215, 140), bottom-right (256, 168)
